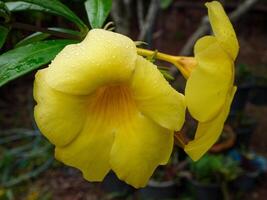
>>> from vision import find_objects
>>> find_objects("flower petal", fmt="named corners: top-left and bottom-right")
top-left (206, 1), bottom-right (239, 59)
top-left (110, 112), bottom-right (173, 188)
top-left (184, 86), bottom-right (237, 161)
top-left (34, 69), bottom-right (88, 147)
top-left (55, 115), bottom-right (115, 181)
top-left (46, 29), bottom-right (137, 95)
top-left (130, 56), bottom-right (186, 131)
top-left (55, 83), bottom-right (138, 182)
top-left (185, 36), bottom-right (233, 122)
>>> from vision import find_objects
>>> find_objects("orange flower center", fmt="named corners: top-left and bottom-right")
top-left (88, 85), bottom-right (137, 126)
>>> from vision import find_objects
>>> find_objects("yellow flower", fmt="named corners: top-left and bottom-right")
top-left (33, 29), bottom-right (185, 188)
top-left (184, 1), bottom-right (239, 161)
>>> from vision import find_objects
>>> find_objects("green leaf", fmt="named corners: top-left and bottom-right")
top-left (15, 32), bottom-right (50, 48)
top-left (15, 28), bottom-right (81, 48)
top-left (0, 25), bottom-right (9, 49)
top-left (160, 0), bottom-right (172, 9)
top-left (85, 0), bottom-right (112, 28)
top-left (5, 1), bottom-right (46, 12)
top-left (48, 27), bottom-right (81, 36)
top-left (15, 27), bottom-right (82, 48)
top-left (6, 0), bottom-right (88, 34)
top-left (0, 40), bottom-right (76, 87)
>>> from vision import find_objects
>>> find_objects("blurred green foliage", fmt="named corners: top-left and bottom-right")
top-left (0, 129), bottom-right (53, 188)
top-left (189, 154), bottom-right (241, 184)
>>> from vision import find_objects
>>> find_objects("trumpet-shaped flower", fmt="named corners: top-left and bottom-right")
top-left (184, 1), bottom-right (239, 161)
top-left (33, 29), bottom-right (186, 188)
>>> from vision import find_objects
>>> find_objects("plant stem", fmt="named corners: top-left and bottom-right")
top-left (137, 48), bottom-right (196, 79)
top-left (221, 181), bottom-right (230, 200)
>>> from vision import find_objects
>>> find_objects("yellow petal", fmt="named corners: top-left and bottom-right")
top-left (131, 56), bottom-right (186, 131)
top-left (185, 36), bottom-right (233, 122)
top-left (55, 117), bottom-right (114, 181)
top-left (55, 83), bottom-right (139, 181)
top-left (110, 111), bottom-right (173, 188)
top-left (33, 69), bottom-right (88, 147)
top-left (45, 29), bottom-right (137, 95)
top-left (184, 86), bottom-right (237, 161)
top-left (206, 1), bottom-right (239, 59)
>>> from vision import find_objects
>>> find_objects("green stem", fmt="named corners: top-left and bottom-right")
top-left (221, 181), bottom-right (230, 200)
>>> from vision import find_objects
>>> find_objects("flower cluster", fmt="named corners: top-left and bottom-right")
top-left (33, 1), bottom-right (238, 188)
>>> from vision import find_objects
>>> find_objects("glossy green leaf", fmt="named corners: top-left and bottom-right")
top-left (15, 28), bottom-right (81, 47)
top-left (0, 25), bottom-right (9, 49)
top-left (48, 27), bottom-right (81, 36)
top-left (5, 1), bottom-right (46, 12)
top-left (0, 40), bottom-right (76, 87)
top-left (6, 0), bottom-right (88, 34)
top-left (85, 0), bottom-right (112, 28)
top-left (15, 32), bottom-right (50, 48)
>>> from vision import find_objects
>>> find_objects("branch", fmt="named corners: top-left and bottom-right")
top-left (229, 0), bottom-right (259, 22)
top-left (137, 0), bottom-right (144, 28)
top-left (173, 1), bottom-right (267, 12)
top-left (138, 0), bottom-right (160, 41)
top-left (179, 16), bottom-right (209, 56)
top-left (111, 0), bottom-right (132, 35)
top-left (179, 0), bottom-right (259, 56)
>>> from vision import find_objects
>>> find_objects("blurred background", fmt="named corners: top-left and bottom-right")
top-left (0, 0), bottom-right (267, 199)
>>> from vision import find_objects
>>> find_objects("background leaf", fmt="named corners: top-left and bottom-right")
top-left (84, 0), bottom-right (112, 28)
top-left (5, 1), bottom-right (47, 12)
top-left (15, 28), bottom-right (81, 48)
top-left (0, 40), bottom-right (76, 87)
top-left (5, 0), bottom-right (88, 34)
top-left (160, 0), bottom-right (172, 9)
top-left (0, 25), bottom-right (9, 49)
top-left (48, 27), bottom-right (81, 36)
top-left (15, 32), bottom-right (50, 48)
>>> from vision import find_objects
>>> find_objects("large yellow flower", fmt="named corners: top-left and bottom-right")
top-left (184, 1), bottom-right (239, 161)
top-left (33, 29), bottom-right (185, 188)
